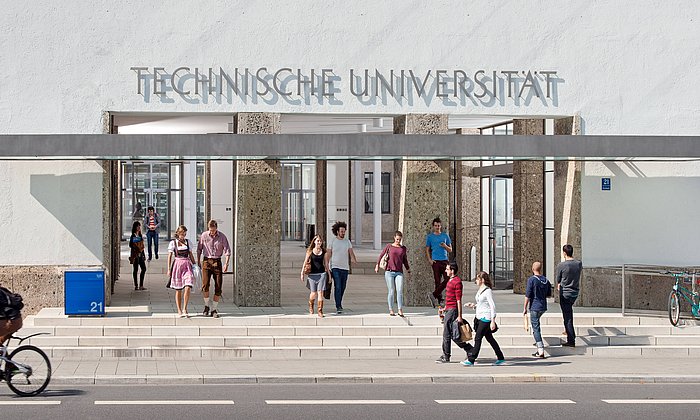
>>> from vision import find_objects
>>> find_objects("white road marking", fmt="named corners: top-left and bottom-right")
top-left (94, 400), bottom-right (234, 405)
top-left (266, 400), bottom-right (405, 405)
top-left (0, 401), bottom-right (61, 405)
top-left (436, 399), bottom-right (576, 404)
top-left (603, 399), bottom-right (700, 404)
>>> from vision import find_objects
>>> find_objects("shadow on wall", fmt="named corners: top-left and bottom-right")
top-left (30, 173), bottom-right (103, 261)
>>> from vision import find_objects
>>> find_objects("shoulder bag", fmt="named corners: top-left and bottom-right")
top-left (379, 245), bottom-right (390, 270)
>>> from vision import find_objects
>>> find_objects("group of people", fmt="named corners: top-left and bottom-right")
top-left (128, 208), bottom-right (232, 318)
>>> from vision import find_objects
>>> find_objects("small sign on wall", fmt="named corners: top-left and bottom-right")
top-left (602, 177), bottom-right (611, 191)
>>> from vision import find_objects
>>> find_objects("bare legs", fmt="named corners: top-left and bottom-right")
top-left (175, 287), bottom-right (192, 317)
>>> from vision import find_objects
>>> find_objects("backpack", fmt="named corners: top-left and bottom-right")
top-left (0, 287), bottom-right (24, 319)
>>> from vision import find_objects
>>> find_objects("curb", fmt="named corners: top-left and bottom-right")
top-left (51, 373), bottom-right (700, 385)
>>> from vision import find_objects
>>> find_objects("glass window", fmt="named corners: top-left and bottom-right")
top-left (364, 172), bottom-right (390, 214)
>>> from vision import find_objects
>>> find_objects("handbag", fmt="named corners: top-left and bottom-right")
top-left (379, 245), bottom-right (390, 270)
top-left (459, 320), bottom-right (473, 342)
top-left (303, 252), bottom-right (312, 275)
top-left (323, 274), bottom-right (332, 300)
top-left (192, 264), bottom-right (202, 291)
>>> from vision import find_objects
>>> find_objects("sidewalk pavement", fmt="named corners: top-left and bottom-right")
top-left (50, 356), bottom-right (700, 385)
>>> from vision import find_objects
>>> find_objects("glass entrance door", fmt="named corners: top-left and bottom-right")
top-left (281, 162), bottom-right (316, 242)
top-left (121, 162), bottom-right (182, 240)
top-left (490, 176), bottom-right (513, 286)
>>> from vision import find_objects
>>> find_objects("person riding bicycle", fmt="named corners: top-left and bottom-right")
top-left (0, 286), bottom-right (23, 345)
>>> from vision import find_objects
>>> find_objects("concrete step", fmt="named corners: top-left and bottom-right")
top-left (36, 344), bottom-right (700, 360)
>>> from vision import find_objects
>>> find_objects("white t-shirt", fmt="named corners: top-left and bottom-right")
top-left (329, 237), bottom-right (352, 270)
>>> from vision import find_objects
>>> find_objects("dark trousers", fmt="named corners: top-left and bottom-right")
top-left (560, 294), bottom-right (577, 344)
top-left (132, 255), bottom-right (146, 288)
top-left (332, 268), bottom-right (349, 309)
top-left (442, 309), bottom-right (473, 360)
top-left (469, 317), bottom-right (504, 363)
top-left (146, 230), bottom-right (159, 259)
top-left (202, 258), bottom-right (223, 296)
top-left (431, 260), bottom-right (449, 302)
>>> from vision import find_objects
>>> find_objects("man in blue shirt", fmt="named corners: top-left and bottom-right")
top-left (426, 217), bottom-right (452, 308)
top-left (523, 261), bottom-right (552, 358)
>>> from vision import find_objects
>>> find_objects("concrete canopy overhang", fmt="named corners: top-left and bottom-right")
top-left (1, 134), bottom-right (699, 161)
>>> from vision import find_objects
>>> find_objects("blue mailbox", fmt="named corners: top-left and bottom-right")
top-left (64, 270), bottom-right (105, 316)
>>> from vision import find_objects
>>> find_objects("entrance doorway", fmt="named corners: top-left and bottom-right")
top-left (121, 162), bottom-right (183, 240)
top-left (489, 176), bottom-right (514, 286)
top-left (281, 162), bottom-right (316, 242)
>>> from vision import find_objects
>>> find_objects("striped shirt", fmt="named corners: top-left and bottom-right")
top-left (444, 276), bottom-right (463, 310)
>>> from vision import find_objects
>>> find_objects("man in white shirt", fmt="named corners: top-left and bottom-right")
top-left (325, 221), bottom-right (358, 314)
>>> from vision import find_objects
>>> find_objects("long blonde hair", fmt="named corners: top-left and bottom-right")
top-left (307, 235), bottom-right (326, 253)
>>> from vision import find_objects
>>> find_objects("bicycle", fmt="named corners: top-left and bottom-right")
top-left (666, 271), bottom-right (700, 326)
top-left (0, 333), bottom-right (52, 396)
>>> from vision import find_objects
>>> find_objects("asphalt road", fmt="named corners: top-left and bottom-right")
top-left (1, 383), bottom-right (699, 419)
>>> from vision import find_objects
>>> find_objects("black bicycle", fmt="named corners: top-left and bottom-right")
top-left (0, 333), bottom-right (52, 396)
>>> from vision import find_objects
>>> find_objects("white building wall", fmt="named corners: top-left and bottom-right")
top-left (0, 1), bottom-right (699, 267)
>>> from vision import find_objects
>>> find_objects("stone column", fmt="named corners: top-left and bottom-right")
top-left (233, 113), bottom-right (281, 306)
top-left (456, 128), bottom-right (482, 281)
top-left (553, 116), bottom-right (584, 301)
top-left (315, 160), bottom-right (327, 242)
top-left (512, 119), bottom-right (545, 294)
top-left (394, 114), bottom-right (449, 306)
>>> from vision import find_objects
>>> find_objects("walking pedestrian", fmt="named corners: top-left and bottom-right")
top-left (435, 261), bottom-right (473, 363)
top-left (462, 271), bottom-right (505, 366)
top-left (197, 219), bottom-right (231, 319)
top-left (167, 225), bottom-right (196, 318)
top-left (523, 261), bottom-right (552, 358)
top-left (375, 231), bottom-right (411, 317)
top-left (301, 235), bottom-right (330, 317)
top-left (326, 221), bottom-right (357, 314)
top-left (556, 244), bottom-right (582, 347)
top-left (129, 221), bottom-right (147, 291)
top-left (426, 217), bottom-right (452, 308)
top-left (143, 206), bottom-right (161, 261)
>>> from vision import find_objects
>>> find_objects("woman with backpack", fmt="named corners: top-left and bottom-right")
top-left (167, 225), bottom-right (196, 318)
top-left (129, 221), bottom-right (147, 291)
top-left (462, 271), bottom-right (505, 366)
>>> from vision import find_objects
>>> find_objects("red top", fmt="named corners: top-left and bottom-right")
top-left (444, 276), bottom-right (463, 310)
top-left (377, 244), bottom-right (410, 273)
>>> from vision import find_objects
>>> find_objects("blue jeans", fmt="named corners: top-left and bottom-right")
top-left (331, 268), bottom-right (349, 309)
top-left (530, 310), bottom-right (545, 349)
top-left (146, 230), bottom-right (159, 259)
top-left (560, 294), bottom-right (577, 345)
top-left (384, 271), bottom-right (404, 311)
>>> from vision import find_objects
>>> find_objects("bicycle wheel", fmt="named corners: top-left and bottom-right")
top-left (668, 291), bottom-right (681, 327)
top-left (5, 345), bottom-right (51, 397)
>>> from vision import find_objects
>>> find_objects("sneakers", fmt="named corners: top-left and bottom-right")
top-left (155, 254), bottom-right (159, 259)
top-left (336, 308), bottom-right (343, 315)
top-left (492, 359), bottom-right (506, 366)
top-left (210, 310), bottom-right (219, 318)
top-left (427, 292), bottom-right (438, 308)
top-left (460, 360), bottom-right (473, 366)
top-left (435, 355), bottom-right (450, 364)
top-left (203, 306), bottom-right (210, 317)
top-left (561, 342), bottom-right (576, 348)
top-left (532, 351), bottom-right (546, 359)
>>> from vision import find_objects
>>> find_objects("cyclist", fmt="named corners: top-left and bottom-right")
top-left (0, 286), bottom-right (23, 344)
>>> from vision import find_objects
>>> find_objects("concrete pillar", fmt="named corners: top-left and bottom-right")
top-left (394, 114), bottom-right (449, 306)
top-left (512, 119), bottom-right (545, 294)
top-left (315, 160), bottom-right (327, 243)
top-left (373, 160), bottom-right (382, 249)
top-left (553, 116), bottom-right (584, 301)
top-left (233, 112), bottom-right (281, 306)
top-left (353, 161), bottom-right (363, 245)
top-left (183, 161), bottom-right (198, 237)
top-left (455, 128), bottom-right (482, 282)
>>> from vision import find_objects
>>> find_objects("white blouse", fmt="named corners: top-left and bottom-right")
top-left (475, 286), bottom-right (497, 321)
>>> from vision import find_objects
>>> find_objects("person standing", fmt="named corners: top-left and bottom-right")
top-left (129, 221), bottom-right (147, 291)
top-left (463, 271), bottom-right (505, 366)
top-left (301, 235), bottom-right (330, 318)
top-left (143, 206), bottom-right (161, 261)
top-left (326, 221), bottom-right (357, 315)
top-left (167, 225), bottom-right (196, 318)
top-left (523, 261), bottom-right (552, 358)
top-left (556, 244), bottom-right (582, 347)
top-left (197, 219), bottom-right (231, 319)
top-left (426, 217), bottom-right (452, 308)
top-left (375, 231), bottom-right (411, 317)
top-left (435, 262), bottom-right (472, 363)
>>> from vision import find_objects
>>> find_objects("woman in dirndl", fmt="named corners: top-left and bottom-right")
top-left (167, 225), bottom-right (196, 318)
